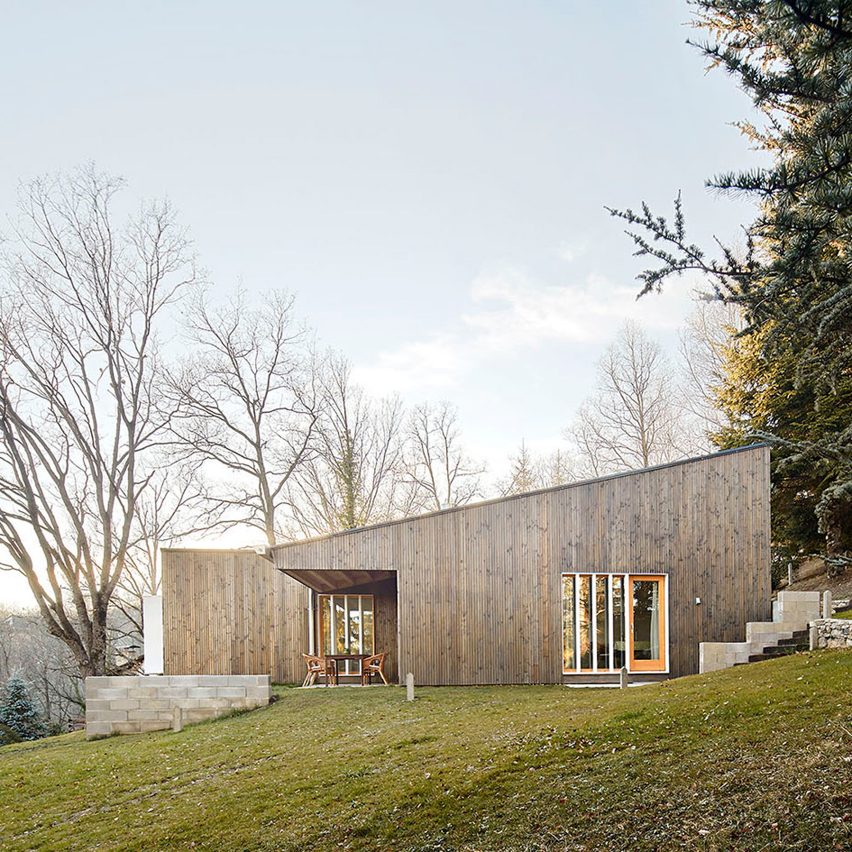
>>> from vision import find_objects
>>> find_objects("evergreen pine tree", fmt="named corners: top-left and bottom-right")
top-left (608, 0), bottom-right (852, 569)
top-left (0, 676), bottom-right (48, 742)
top-left (0, 722), bottom-right (22, 746)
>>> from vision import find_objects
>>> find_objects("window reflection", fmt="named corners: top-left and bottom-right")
top-left (631, 580), bottom-right (661, 662)
top-left (561, 573), bottom-right (665, 674)
top-left (316, 594), bottom-right (375, 675)
top-left (578, 575), bottom-right (593, 669)
top-left (612, 576), bottom-right (626, 669)
top-left (596, 576), bottom-right (610, 669)
top-left (562, 575), bottom-right (575, 671)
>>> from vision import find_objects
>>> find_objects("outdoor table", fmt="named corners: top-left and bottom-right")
top-left (323, 653), bottom-right (368, 685)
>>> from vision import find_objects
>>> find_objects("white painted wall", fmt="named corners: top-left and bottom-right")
top-left (143, 595), bottom-right (164, 674)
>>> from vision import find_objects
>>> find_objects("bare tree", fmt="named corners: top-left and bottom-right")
top-left (567, 322), bottom-right (695, 476)
top-left (0, 167), bottom-right (194, 678)
top-left (569, 405), bottom-right (610, 479)
top-left (114, 462), bottom-right (214, 639)
top-left (679, 297), bottom-right (743, 438)
top-left (290, 354), bottom-right (409, 535)
top-left (499, 441), bottom-right (574, 495)
top-left (539, 448), bottom-right (574, 487)
top-left (404, 402), bottom-right (484, 510)
top-left (499, 440), bottom-right (540, 496)
top-left (169, 289), bottom-right (319, 545)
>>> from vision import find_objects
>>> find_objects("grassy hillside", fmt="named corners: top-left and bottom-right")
top-left (1, 652), bottom-right (850, 851)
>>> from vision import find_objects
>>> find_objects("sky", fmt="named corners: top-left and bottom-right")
top-left (0, 2), bottom-right (761, 605)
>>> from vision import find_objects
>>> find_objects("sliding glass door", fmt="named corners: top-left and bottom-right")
top-left (562, 573), bottom-right (667, 674)
top-left (317, 594), bottom-right (375, 675)
top-left (629, 576), bottom-right (666, 672)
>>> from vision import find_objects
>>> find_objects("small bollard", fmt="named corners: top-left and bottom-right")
top-left (172, 706), bottom-right (183, 733)
top-left (809, 624), bottom-right (818, 651)
top-left (406, 672), bottom-right (415, 701)
top-left (823, 590), bottom-right (833, 620)
top-left (619, 666), bottom-right (628, 689)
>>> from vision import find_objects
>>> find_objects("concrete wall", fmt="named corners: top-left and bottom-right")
top-left (85, 675), bottom-right (272, 739)
top-left (699, 591), bottom-right (822, 673)
top-left (811, 619), bottom-right (852, 649)
top-left (776, 590), bottom-right (822, 623)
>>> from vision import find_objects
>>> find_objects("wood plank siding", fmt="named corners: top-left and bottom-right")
top-left (162, 446), bottom-right (771, 684)
top-left (161, 549), bottom-right (309, 683)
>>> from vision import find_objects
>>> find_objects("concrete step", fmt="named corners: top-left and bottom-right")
top-left (747, 651), bottom-right (794, 663)
top-left (745, 620), bottom-right (802, 643)
top-left (761, 644), bottom-right (801, 655)
top-left (738, 640), bottom-right (808, 664)
top-left (776, 634), bottom-right (809, 648)
top-left (701, 592), bottom-right (823, 675)
top-left (733, 637), bottom-right (810, 665)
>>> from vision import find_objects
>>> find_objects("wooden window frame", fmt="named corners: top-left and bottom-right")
top-left (561, 572), bottom-right (669, 675)
top-left (627, 575), bottom-right (668, 673)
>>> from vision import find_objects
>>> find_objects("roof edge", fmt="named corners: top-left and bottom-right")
top-left (161, 546), bottom-right (273, 562)
top-left (271, 443), bottom-right (769, 553)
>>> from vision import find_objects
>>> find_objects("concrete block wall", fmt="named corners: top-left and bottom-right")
top-left (699, 640), bottom-right (753, 672)
top-left (776, 590), bottom-right (822, 622)
top-left (85, 675), bottom-right (271, 739)
top-left (699, 591), bottom-right (821, 674)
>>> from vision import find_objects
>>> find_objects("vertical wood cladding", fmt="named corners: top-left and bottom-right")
top-left (162, 549), bottom-right (308, 683)
top-left (272, 446), bottom-right (770, 682)
top-left (161, 552), bottom-right (400, 683)
top-left (163, 447), bottom-right (770, 684)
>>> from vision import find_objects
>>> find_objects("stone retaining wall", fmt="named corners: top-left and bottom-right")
top-left (85, 674), bottom-right (272, 739)
top-left (810, 618), bottom-right (852, 650)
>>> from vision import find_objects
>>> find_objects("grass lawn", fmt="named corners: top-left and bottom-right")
top-left (835, 608), bottom-right (852, 620)
top-left (1, 652), bottom-right (850, 851)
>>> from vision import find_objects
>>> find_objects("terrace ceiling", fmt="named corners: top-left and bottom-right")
top-left (279, 568), bottom-right (396, 595)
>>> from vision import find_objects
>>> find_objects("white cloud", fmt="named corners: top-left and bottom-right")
top-left (555, 239), bottom-right (587, 263)
top-left (354, 267), bottom-right (693, 394)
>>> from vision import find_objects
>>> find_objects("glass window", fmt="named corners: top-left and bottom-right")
top-left (334, 599), bottom-right (346, 654)
top-left (346, 597), bottom-right (361, 655)
top-left (362, 606), bottom-right (374, 656)
top-left (562, 575), bottom-right (575, 671)
top-left (595, 576), bottom-right (610, 670)
top-left (578, 575), bottom-right (593, 669)
top-left (316, 595), bottom-right (376, 675)
top-left (631, 578), bottom-right (663, 670)
top-left (319, 595), bottom-right (332, 655)
top-left (562, 573), bottom-right (666, 674)
top-left (612, 576), bottom-right (626, 670)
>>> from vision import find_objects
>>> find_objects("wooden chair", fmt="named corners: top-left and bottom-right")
top-left (360, 652), bottom-right (389, 685)
top-left (302, 654), bottom-right (336, 687)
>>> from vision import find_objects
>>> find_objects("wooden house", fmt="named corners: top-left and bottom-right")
top-left (162, 445), bottom-right (770, 685)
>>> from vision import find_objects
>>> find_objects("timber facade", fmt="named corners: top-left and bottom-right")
top-left (162, 445), bottom-right (771, 685)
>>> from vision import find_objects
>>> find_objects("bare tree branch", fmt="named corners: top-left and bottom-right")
top-left (567, 322), bottom-right (701, 476)
top-left (498, 441), bottom-right (574, 496)
top-left (168, 288), bottom-right (318, 545)
top-left (0, 166), bottom-right (195, 677)
top-left (403, 401), bottom-right (484, 510)
top-left (288, 354), bottom-right (410, 534)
